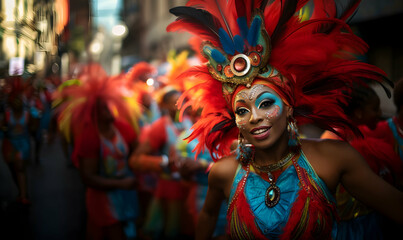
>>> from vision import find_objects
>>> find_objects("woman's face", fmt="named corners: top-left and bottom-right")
top-left (163, 92), bottom-right (180, 119)
top-left (233, 84), bottom-right (290, 148)
top-left (96, 100), bottom-right (115, 125)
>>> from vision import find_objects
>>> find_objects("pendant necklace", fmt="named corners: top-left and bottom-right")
top-left (252, 150), bottom-right (299, 208)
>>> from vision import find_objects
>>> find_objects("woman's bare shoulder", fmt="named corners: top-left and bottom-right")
top-left (301, 138), bottom-right (358, 192)
top-left (302, 138), bottom-right (354, 159)
top-left (208, 155), bottom-right (239, 187)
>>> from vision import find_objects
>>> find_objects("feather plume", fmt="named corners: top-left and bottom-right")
top-left (247, 16), bottom-right (262, 46)
top-left (169, 6), bottom-right (220, 37)
top-left (54, 71), bottom-right (141, 143)
top-left (185, 0), bottom-right (239, 37)
top-left (219, 28), bottom-right (235, 54)
top-left (233, 35), bottom-right (245, 53)
top-left (125, 61), bottom-right (156, 83)
top-left (167, 6), bottom-right (221, 46)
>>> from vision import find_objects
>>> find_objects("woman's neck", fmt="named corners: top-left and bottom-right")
top-left (253, 130), bottom-right (291, 166)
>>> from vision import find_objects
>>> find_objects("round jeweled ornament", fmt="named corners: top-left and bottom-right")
top-left (230, 54), bottom-right (251, 77)
top-left (265, 184), bottom-right (280, 208)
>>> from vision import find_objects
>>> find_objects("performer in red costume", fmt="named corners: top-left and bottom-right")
top-left (167, 0), bottom-right (403, 239)
top-left (57, 69), bottom-right (141, 240)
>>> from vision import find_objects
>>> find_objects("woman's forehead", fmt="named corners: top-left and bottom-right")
top-left (234, 84), bottom-right (279, 102)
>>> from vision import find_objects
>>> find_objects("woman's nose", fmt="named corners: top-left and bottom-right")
top-left (249, 107), bottom-right (262, 124)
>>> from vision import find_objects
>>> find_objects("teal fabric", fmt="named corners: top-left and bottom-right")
top-left (229, 151), bottom-right (336, 239)
top-left (387, 118), bottom-right (403, 160)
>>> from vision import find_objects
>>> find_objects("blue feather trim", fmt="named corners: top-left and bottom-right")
top-left (211, 49), bottom-right (226, 63)
top-left (237, 17), bottom-right (249, 40)
top-left (219, 28), bottom-right (235, 55)
top-left (233, 35), bottom-right (245, 53)
top-left (247, 17), bottom-right (262, 47)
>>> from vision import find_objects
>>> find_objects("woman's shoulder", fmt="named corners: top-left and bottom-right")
top-left (300, 138), bottom-right (358, 192)
top-left (208, 155), bottom-right (239, 186)
top-left (301, 138), bottom-right (353, 156)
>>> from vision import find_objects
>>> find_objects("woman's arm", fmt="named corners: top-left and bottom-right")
top-left (196, 157), bottom-right (238, 240)
top-left (79, 156), bottom-right (136, 191)
top-left (336, 142), bottom-right (403, 224)
top-left (196, 164), bottom-right (226, 240)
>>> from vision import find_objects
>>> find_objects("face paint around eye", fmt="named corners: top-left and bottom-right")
top-left (255, 92), bottom-right (283, 120)
top-left (235, 103), bottom-right (249, 129)
top-left (236, 117), bottom-right (248, 129)
top-left (266, 105), bottom-right (281, 120)
top-left (256, 92), bottom-right (283, 111)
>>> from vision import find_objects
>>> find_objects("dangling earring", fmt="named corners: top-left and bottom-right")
top-left (236, 133), bottom-right (254, 165)
top-left (287, 118), bottom-right (300, 147)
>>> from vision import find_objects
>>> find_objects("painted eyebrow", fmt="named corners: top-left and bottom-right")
top-left (255, 91), bottom-right (271, 100)
top-left (235, 99), bottom-right (246, 104)
top-left (234, 101), bottom-right (248, 109)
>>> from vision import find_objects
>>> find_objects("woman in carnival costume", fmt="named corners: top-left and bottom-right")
top-left (167, 0), bottom-right (403, 239)
top-left (56, 68), bottom-right (141, 240)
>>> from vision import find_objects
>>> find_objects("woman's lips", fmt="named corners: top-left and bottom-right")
top-left (250, 126), bottom-right (271, 140)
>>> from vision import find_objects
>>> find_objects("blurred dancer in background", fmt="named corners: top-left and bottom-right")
top-left (1, 85), bottom-right (32, 204)
top-left (57, 69), bottom-right (141, 240)
top-left (120, 61), bottom-right (161, 238)
top-left (129, 86), bottom-right (193, 240)
top-left (0, 76), bottom-right (40, 205)
top-left (129, 52), bottom-right (195, 239)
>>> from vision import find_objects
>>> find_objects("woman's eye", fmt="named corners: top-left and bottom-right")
top-left (259, 99), bottom-right (274, 108)
top-left (235, 108), bottom-right (248, 116)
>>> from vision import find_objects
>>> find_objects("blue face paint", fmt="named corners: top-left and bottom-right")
top-left (255, 92), bottom-right (283, 113)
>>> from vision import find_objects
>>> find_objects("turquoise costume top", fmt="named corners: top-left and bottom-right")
top-left (227, 150), bottom-right (337, 239)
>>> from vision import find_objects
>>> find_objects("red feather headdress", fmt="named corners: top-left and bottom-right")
top-left (54, 66), bottom-right (140, 142)
top-left (167, 0), bottom-right (391, 161)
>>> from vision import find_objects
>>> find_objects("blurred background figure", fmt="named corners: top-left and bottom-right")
top-left (128, 50), bottom-right (196, 240)
top-left (1, 87), bottom-right (32, 205)
top-left (56, 68), bottom-right (141, 240)
top-left (321, 83), bottom-right (403, 239)
top-left (129, 86), bottom-right (193, 240)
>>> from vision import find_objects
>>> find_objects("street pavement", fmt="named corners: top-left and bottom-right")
top-left (0, 135), bottom-right (86, 240)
